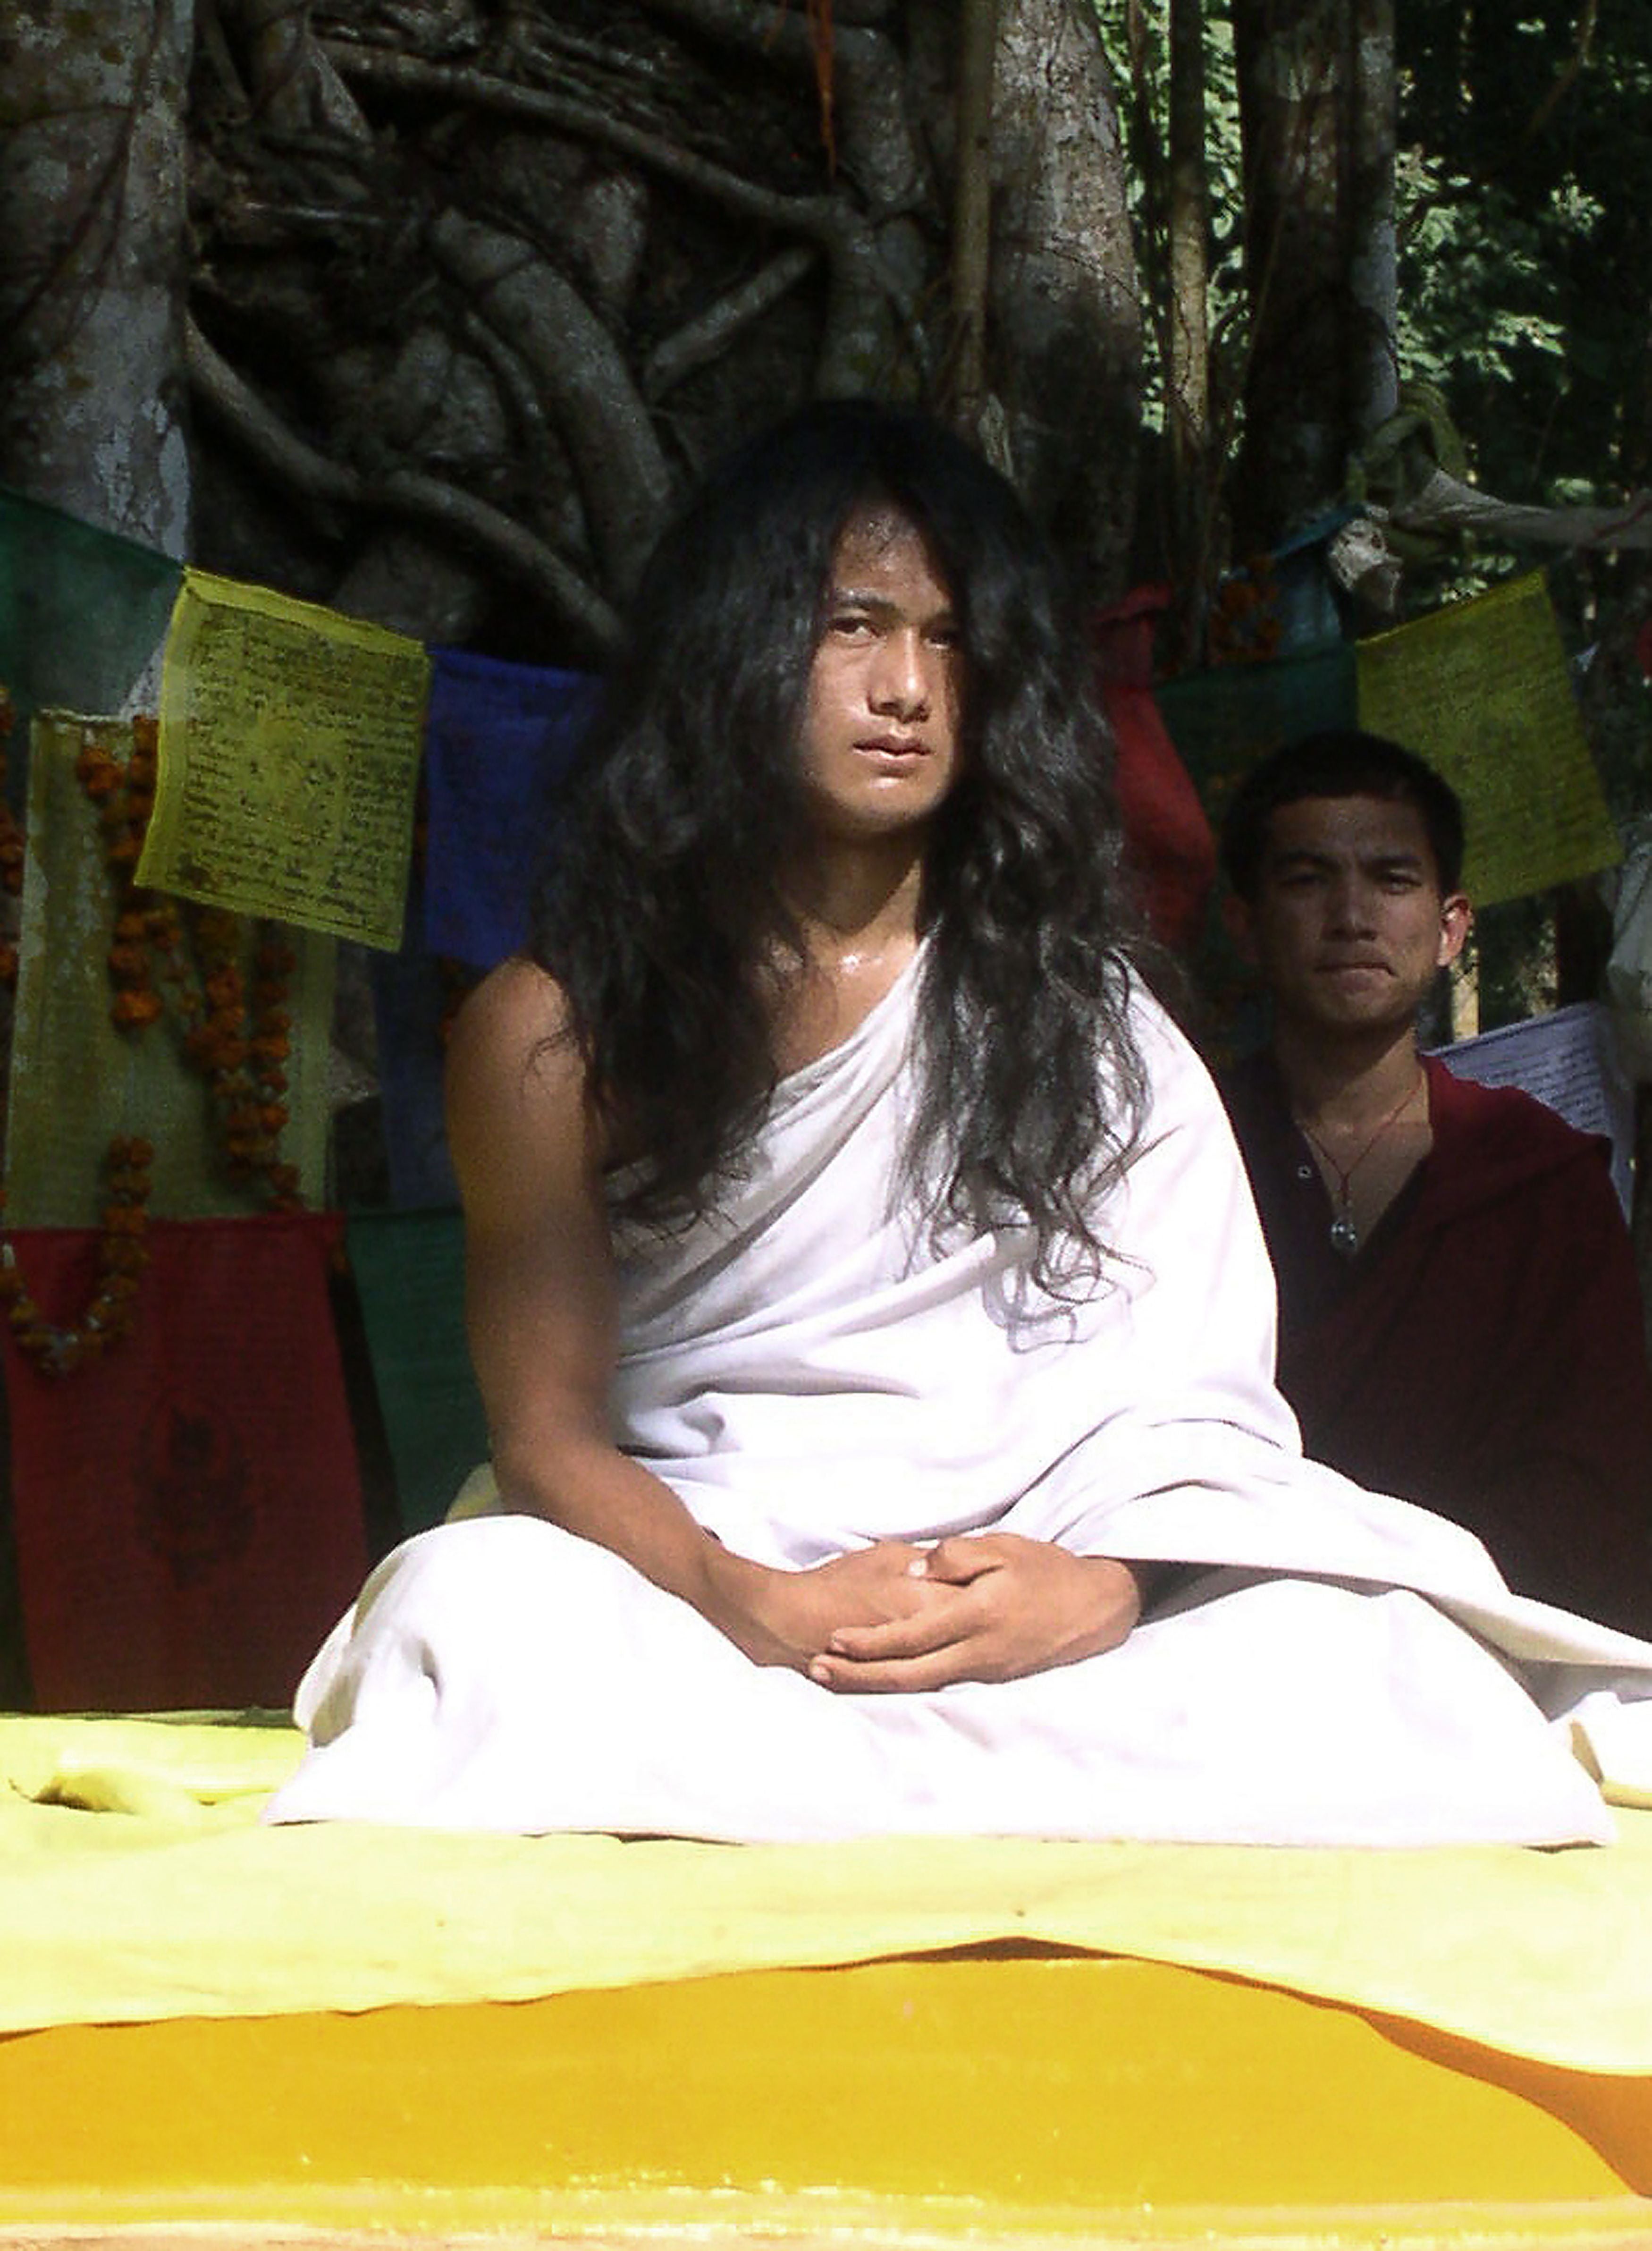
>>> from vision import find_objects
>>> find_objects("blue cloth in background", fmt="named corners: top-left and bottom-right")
top-left (422, 647), bottom-right (601, 971)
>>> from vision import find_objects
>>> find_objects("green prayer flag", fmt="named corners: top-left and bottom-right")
top-left (345, 1208), bottom-right (489, 1536)
top-left (1154, 642), bottom-right (1358, 838)
top-left (0, 487), bottom-right (179, 733)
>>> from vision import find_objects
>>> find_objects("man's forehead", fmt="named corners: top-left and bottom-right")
top-left (1262, 792), bottom-right (1435, 863)
top-left (828, 504), bottom-right (952, 589)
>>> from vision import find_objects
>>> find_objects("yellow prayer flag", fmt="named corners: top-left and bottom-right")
top-left (139, 570), bottom-right (430, 949)
top-left (1356, 573), bottom-right (1619, 907)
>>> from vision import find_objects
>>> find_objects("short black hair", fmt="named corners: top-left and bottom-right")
top-left (1220, 728), bottom-right (1466, 899)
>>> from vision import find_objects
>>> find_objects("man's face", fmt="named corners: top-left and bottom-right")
top-left (797, 507), bottom-right (964, 847)
top-left (1231, 793), bottom-right (1471, 1042)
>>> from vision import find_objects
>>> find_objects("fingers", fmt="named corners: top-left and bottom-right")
top-left (823, 1595), bottom-right (971, 1664)
top-left (808, 1647), bottom-right (981, 1695)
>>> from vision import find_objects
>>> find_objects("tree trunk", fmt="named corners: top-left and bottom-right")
top-left (0, 0), bottom-right (194, 560)
top-left (983, 0), bottom-right (1143, 590)
top-left (947, 0), bottom-right (999, 439)
top-left (1166, 0), bottom-right (1211, 659)
top-left (0, 0), bottom-right (1139, 655)
top-left (1347, 0), bottom-right (1398, 436)
top-left (1231, 0), bottom-right (1349, 549)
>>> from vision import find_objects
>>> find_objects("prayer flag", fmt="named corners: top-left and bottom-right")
top-left (422, 647), bottom-right (600, 970)
top-left (1435, 1002), bottom-right (1635, 1215)
top-left (138, 569), bottom-right (430, 949)
top-left (1104, 683), bottom-right (1215, 953)
top-left (346, 1208), bottom-right (488, 1535)
top-left (1357, 573), bottom-right (1620, 906)
top-left (1093, 591), bottom-right (1216, 951)
top-left (1154, 642), bottom-right (1358, 836)
top-left (3, 1214), bottom-right (367, 1712)
top-left (368, 907), bottom-right (464, 1209)
top-left (0, 486), bottom-right (179, 745)
top-left (5, 713), bottom-right (333, 1226)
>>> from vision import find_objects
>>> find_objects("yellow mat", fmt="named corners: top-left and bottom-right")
top-left (5, 1711), bottom-right (1652, 2074)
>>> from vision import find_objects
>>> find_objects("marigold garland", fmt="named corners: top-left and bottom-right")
top-left (0, 710), bottom-right (305, 1378)
top-left (74, 717), bottom-right (303, 1212)
top-left (0, 1136), bottom-right (154, 1376)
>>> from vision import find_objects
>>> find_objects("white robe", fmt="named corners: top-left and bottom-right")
top-left (267, 958), bottom-right (1652, 1845)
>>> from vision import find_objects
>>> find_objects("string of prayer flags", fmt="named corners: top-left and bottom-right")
top-left (4, 713), bottom-right (334, 1227)
top-left (422, 647), bottom-right (601, 970)
top-left (1356, 572), bottom-right (1620, 906)
top-left (2, 1213), bottom-right (367, 1712)
top-left (0, 486), bottom-right (179, 749)
top-left (139, 569), bottom-right (430, 949)
top-left (345, 1207), bottom-right (489, 1535)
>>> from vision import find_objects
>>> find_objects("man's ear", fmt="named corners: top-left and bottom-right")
top-left (1437, 891), bottom-right (1473, 970)
top-left (1222, 891), bottom-right (1258, 963)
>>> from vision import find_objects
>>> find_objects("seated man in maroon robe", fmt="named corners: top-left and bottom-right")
top-left (1218, 728), bottom-right (1652, 1634)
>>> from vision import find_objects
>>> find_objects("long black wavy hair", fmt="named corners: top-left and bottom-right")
top-left (531, 397), bottom-right (1147, 1289)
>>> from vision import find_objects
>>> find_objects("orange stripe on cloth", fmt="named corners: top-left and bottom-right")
top-left (0, 1955), bottom-right (1647, 2238)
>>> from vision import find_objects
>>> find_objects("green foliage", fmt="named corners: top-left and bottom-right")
top-left (1095, 0), bottom-right (1651, 512)
top-left (1089, 1), bottom-right (1247, 441)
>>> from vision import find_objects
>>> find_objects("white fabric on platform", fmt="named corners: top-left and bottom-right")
top-left (269, 958), bottom-right (1652, 1845)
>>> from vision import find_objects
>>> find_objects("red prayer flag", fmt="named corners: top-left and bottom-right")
top-left (4, 1213), bottom-right (368, 1711)
top-left (1093, 590), bottom-right (1217, 953)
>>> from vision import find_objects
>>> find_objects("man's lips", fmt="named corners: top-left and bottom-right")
top-left (856, 734), bottom-right (927, 754)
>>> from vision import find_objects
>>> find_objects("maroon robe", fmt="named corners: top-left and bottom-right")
top-left (1221, 1049), bottom-right (1652, 1634)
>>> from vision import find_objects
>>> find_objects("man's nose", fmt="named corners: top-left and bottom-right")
top-left (868, 631), bottom-right (930, 718)
top-left (1326, 876), bottom-right (1376, 931)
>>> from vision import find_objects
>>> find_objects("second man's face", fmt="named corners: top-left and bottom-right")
top-left (797, 507), bottom-right (965, 848)
top-left (1234, 792), bottom-right (1472, 1041)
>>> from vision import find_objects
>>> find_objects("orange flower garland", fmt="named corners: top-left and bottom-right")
top-left (73, 717), bottom-right (303, 1211)
top-left (0, 1136), bottom-right (154, 1376)
top-left (0, 710), bottom-right (305, 1378)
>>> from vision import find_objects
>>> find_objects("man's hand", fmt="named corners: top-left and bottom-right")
top-left (802, 1532), bottom-right (1144, 1693)
top-left (703, 1538), bottom-right (955, 1673)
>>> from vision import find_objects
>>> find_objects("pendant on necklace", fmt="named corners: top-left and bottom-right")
top-left (1329, 1210), bottom-right (1359, 1256)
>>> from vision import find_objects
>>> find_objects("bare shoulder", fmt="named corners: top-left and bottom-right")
top-left (445, 957), bottom-right (598, 1204)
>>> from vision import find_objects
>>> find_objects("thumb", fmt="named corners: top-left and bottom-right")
top-left (919, 1535), bottom-right (995, 1585)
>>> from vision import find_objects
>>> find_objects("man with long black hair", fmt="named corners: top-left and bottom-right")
top-left (270, 402), bottom-right (1652, 1845)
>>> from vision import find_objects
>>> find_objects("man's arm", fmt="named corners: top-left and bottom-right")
top-left (446, 959), bottom-right (947, 1672)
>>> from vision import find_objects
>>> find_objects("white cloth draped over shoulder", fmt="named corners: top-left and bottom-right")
top-left (267, 954), bottom-right (1652, 1846)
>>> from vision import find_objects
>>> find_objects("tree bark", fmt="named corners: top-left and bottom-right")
top-left (0, 0), bottom-right (194, 558)
top-left (1347, 0), bottom-right (1398, 436)
top-left (966, 0), bottom-right (1141, 588)
top-left (1231, 0), bottom-right (1348, 548)
top-left (948, 0), bottom-right (998, 437)
top-left (1166, 0), bottom-right (1210, 657)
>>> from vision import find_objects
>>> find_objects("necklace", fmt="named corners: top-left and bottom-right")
top-left (1293, 1071), bottom-right (1425, 1257)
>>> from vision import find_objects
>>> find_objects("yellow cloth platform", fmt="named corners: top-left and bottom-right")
top-left (4, 1709), bottom-right (1652, 2077)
